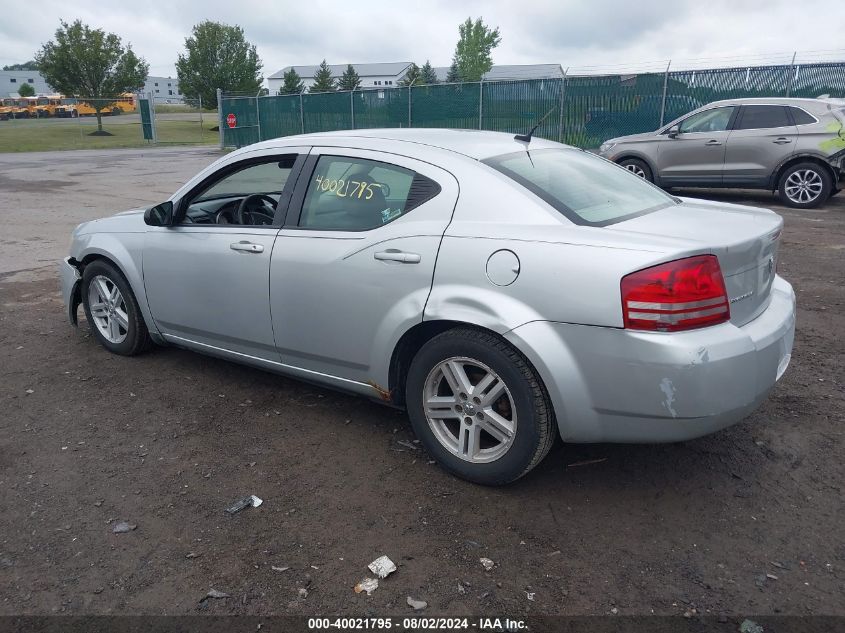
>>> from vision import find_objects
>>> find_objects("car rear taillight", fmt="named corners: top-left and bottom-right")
top-left (621, 255), bottom-right (730, 332)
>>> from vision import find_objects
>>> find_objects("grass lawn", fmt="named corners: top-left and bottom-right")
top-left (0, 117), bottom-right (219, 152)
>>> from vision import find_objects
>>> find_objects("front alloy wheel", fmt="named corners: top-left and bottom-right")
top-left (81, 260), bottom-right (152, 356)
top-left (87, 275), bottom-right (129, 344)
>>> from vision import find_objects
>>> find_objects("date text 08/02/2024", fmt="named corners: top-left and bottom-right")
top-left (307, 616), bottom-right (527, 630)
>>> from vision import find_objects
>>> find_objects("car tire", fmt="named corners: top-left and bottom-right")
top-left (778, 162), bottom-right (832, 209)
top-left (81, 260), bottom-right (152, 356)
top-left (619, 158), bottom-right (653, 182)
top-left (405, 328), bottom-right (556, 486)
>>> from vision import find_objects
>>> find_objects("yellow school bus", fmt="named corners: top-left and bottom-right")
top-left (0, 98), bottom-right (31, 120)
top-left (74, 93), bottom-right (137, 116)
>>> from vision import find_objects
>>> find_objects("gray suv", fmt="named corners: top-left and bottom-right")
top-left (598, 97), bottom-right (845, 208)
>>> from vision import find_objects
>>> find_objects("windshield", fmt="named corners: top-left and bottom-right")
top-left (483, 148), bottom-right (676, 226)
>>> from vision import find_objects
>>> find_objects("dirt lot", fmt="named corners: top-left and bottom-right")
top-left (0, 148), bottom-right (843, 618)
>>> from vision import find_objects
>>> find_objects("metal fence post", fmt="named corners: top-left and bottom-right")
top-left (350, 89), bottom-right (355, 129)
top-left (479, 80), bottom-right (484, 129)
top-left (198, 95), bottom-right (203, 143)
top-left (659, 60), bottom-right (672, 128)
top-left (558, 68), bottom-right (568, 143)
top-left (255, 90), bottom-right (262, 142)
top-left (408, 84), bottom-right (412, 127)
top-left (786, 51), bottom-right (797, 97)
top-left (149, 92), bottom-right (158, 144)
top-left (217, 88), bottom-right (224, 149)
top-left (299, 92), bottom-right (304, 133)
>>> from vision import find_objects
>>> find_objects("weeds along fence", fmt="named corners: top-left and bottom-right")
top-left (220, 61), bottom-right (845, 150)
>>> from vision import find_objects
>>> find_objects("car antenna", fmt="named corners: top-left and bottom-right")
top-left (514, 105), bottom-right (558, 143)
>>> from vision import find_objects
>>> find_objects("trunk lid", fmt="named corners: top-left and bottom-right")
top-left (606, 197), bottom-right (783, 326)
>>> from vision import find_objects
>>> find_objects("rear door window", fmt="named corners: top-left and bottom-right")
top-left (298, 155), bottom-right (440, 231)
top-left (735, 105), bottom-right (792, 129)
top-left (787, 107), bottom-right (816, 125)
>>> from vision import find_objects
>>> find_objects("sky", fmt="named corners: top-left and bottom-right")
top-left (2, 0), bottom-right (843, 79)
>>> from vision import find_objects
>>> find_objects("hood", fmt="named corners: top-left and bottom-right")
top-left (74, 208), bottom-right (147, 236)
top-left (604, 131), bottom-right (660, 146)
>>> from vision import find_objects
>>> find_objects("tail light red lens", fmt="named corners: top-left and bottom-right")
top-left (621, 255), bottom-right (730, 332)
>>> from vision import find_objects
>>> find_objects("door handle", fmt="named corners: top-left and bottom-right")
top-left (705, 140), bottom-right (722, 146)
top-left (230, 241), bottom-right (264, 253)
top-left (374, 250), bottom-right (421, 264)
top-left (773, 138), bottom-right (792, 144)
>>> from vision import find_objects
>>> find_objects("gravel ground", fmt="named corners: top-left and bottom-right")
top-left (0, 148), bottom-right (843, 617)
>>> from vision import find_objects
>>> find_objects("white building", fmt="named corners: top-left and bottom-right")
top-left (142, 76), bottom-right (183, 102)
top-left (0, 70), bottom-right (54, 97)
top-left (1, 69), bottom-right (183, 101)
top-left (268, 62), bottom-right (413, 93)
top-left (268, 62), bottom-right (567, 93)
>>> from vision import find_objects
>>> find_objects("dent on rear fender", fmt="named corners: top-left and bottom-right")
top-left (424, 285), bottom-right (545, 334)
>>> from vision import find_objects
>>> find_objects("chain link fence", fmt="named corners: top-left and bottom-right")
top-left (0, 94), bottom-right (218, 152)
top-left (220, 60), bottom-right (845, 150)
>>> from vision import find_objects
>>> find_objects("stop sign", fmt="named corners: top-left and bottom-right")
top-left (226, 113), bottom-right (236, 129)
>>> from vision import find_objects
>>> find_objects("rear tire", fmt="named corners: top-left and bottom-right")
top-left (619, 158), bottom-right (653, 182)
top-left (405, 328), bottom-right (555, 486)
top-left (778, 162), bottom-right (832, 209)
top-left (81, 260), bottom-right (152, 356)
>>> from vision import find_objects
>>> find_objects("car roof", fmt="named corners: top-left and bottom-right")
top-left (240, 128), bottom-right (566, 161)
top-left (705, 96), bottom-right (845, 112)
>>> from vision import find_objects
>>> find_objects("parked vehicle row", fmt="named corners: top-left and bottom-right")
top-left (61, 129), bottom-right (795, 485)
top-left (599, 97), bottom-right (845, 208)
top-left (0, 95), bottom-right (136, 120)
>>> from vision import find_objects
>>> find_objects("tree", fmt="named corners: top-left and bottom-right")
top-left (398, 63), bottom-right (420, 87)
top-left (35, 20), bottom-right (148, 134)
top-left (419, 60), bottom-right (439, 85)
top-left (337, 64), bottom-right (361, 91)
top-left (453, 17), bottom-right (501, 82)
top-left (310, 59), bottom-right (335, 92)
top-left (279, 68), bottom-right (304, 94)
top-left (17, 83), bottom-right (35, 97)
top-left (3, 61), bottom-right (38, 71)
top-left (445, 58), bottom-right (460, 83)
top-left (176, 21), bottom-right (262, 109)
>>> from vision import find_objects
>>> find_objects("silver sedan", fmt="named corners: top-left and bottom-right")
top-left (61, 129), bottom-right (795, 485)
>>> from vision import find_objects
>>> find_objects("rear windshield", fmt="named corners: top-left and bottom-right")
top-left (483, 148), bottom-right (676, 226)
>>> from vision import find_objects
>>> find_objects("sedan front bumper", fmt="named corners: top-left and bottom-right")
top-left (506, 275), bottom-right (796, 443)
top-left (60, 257), bottom-right (82, 326)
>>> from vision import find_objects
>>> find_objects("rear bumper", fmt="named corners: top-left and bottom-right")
top-left (505, 275), bottom-right (796, 443)
top-left (60, 257), bottom-right (82, 326)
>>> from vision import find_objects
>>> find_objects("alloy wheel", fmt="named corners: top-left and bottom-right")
top-left (423, 357), bottom-right (517, 463)
top-left (87, 275), bottom-right (129, 344)
top-left (624, 163), bottom-right (647, 178)
top-left (784, 169), bottom-right (823, 205)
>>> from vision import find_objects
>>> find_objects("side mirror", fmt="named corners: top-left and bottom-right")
top-left (667, 125), bottom-right (680, 139)
top-left (144, 201), bottom-right (174, 226)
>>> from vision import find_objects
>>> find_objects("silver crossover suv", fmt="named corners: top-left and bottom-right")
top-left (599, 97), bottom-right (845, 208)
top-left (61, 129), bottom-right (795, 485)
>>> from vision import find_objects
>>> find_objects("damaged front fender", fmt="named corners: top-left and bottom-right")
top-left (60, 257), bottom-right (82, 326)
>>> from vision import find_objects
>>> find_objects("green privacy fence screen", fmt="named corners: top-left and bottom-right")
top-left (220, 61), bottom-right (845, 150)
